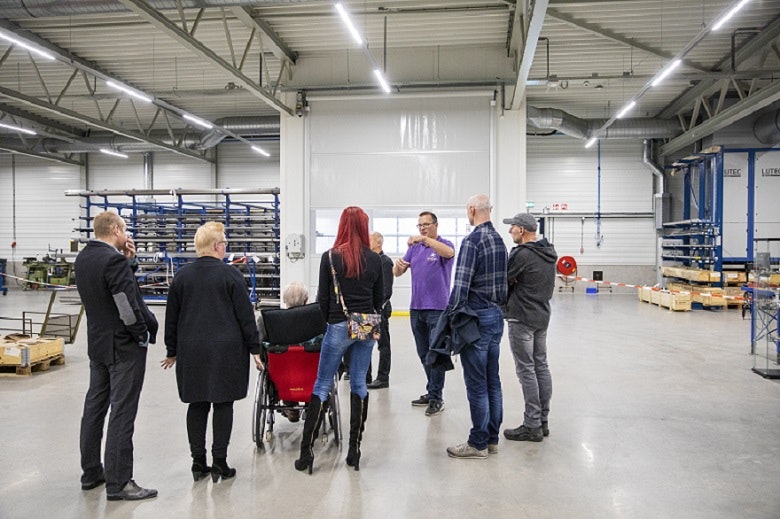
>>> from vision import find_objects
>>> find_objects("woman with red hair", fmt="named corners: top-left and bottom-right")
top-left (295, 206), bottom-right (383, 474)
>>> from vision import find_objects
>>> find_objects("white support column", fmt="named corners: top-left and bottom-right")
top-left (494, 99), bottom-right (526, 246)
top-left (279, 93), bottom-right (308, 297)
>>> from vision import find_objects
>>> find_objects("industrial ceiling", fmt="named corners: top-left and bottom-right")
top-left (0, 0), bottom-right (778, 165)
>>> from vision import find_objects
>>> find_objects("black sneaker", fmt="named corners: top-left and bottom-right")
top-left (541, 422), bottom-right (550, 437)
top-left (424, 399), bottom-right (444, 416)
top-left (411, 394), bottom-right (430, 406)
top-left (367, 379), bottom-right (389, 389)
top-left (504, 425), bottom-right (543, 442)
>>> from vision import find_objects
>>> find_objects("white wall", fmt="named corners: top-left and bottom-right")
top-left (0, 155), bottom-right (81, 260)
top-left (527, 136), bottom-right (656, 269)
top-left (304, 93), bottom-right (496, 308)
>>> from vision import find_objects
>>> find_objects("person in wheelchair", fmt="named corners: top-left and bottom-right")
top-left (295, 206), bottom-right (383, 474)
top-left (257, 282), bottom-right (311, 422)
top-left (161, 222), bottom-right (263, 483)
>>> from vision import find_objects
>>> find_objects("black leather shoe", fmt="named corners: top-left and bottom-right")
top-left (106, 480), bottom-right (158, 501)
top-left (504, 425), bottom-right (543, 442)
top-left (366, 379), bottom-right (389, 389)
top-left (81, 472), bottom-right (105, 490)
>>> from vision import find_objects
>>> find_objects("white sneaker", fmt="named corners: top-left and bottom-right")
top-left (446, 442), bottom-right (487, 459)
top-left (488, 443), bottom-right (498, 454)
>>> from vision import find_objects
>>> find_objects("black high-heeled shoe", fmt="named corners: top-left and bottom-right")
top-left (294, 450), bottom-right (314, 475)
top-left (210, 459), bottom-right (236, 482)
top-left (191, 458), bottom-right (211, 482)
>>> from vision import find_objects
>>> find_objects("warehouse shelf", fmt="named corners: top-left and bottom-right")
top-left (67, 188), bottom-right (281, 306)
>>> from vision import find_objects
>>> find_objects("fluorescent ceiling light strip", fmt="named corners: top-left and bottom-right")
top-left (0, 31), bottom-right (55, 60)
top-left (251, 145), bottom-right (270, 157)
top-left (651, 59), bottom-right (682, 87)
top-left (616, 100), bottom-right (636, 119)
top-left (373, 69), bottom-right (392, 94)
top-left (183, 114), bottom-right (213, 130)
top-left (585, 137), bottom-right (598, 148)
top-left (335, 2), bottom-right (364, 46)
top-left (106, 80), bottom-right (152, 103)
top-left (711, 0), bottom-right (752, 31)
top-left (0, 122), bottom-right (36, 135)
top-left (100, 148), bottom-right (128, 159)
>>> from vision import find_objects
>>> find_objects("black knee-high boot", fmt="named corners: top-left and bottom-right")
top-left (294, 395), bottom-right (325, 474)
top-left (346, 392), bottom-right (369, 471)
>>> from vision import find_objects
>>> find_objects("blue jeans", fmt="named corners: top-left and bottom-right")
top-left (507, 321), bottom-right (552, 428)
top-left (410, 309), bottom-right (446, 401)
top-left (459, 307), bottom-right (504, 450)
top-left (312, 321), bottom-right (375, 400)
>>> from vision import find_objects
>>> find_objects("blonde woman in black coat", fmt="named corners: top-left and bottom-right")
top-left (161, 222), bottom-right (263, 482)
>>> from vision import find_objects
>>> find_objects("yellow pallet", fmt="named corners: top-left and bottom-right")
top-left (0, 337), bottom-right (65, 376)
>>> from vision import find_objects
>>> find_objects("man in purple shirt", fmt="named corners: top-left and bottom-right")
top-left (393, 211), bottom-right (455, 416)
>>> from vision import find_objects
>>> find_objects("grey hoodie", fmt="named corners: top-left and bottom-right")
top-left (505, 238), bottom-right (558, 329)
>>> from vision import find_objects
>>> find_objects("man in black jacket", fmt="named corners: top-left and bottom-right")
top-left (502, 213), bottom-right (557, 443)
top-left (367, 231), bottom-right (394, 389)
top-left (75, 211), bottom-right (159, 501)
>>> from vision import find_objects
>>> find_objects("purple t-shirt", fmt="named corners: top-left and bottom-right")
top-left (403, 237), bottom-right (454, 310)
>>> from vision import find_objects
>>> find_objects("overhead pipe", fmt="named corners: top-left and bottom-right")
top-left (643, 139), bottom-right (664, 195)
top-left (527, 106), bottom-right (682, 140)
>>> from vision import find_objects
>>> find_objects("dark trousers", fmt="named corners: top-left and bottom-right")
top-left (374, 310), bottom-right (391, 381)
top-left (186, 401), bottom-right (235, 459)
top-left (80, 346), bottom-right (147, 494)
top-left (410, 309), bottom-right (446, 401)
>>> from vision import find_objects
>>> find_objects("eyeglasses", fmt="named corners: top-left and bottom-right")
top-left (416, 222), bottom-right (434, 229)
top-left (217, 240), bottom-right (228, 246)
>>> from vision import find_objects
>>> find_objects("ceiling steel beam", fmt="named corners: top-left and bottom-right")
top-left (118, 0), bottom-right (294, 116)
top-left (0, 85), bottom-right (213, 163)
top-left (659, 79), bottom-right (780, 156)
top-left (658, 14), bottom-right (780, 119)
top-left (510, 0), bottom-right (548, 110)
top-left (231, 7), bottom-right (298, 64)
top-left (546, 8), bottom-right (710, 73)
top-left (0, 102), bottom-right (84, 138)
top-left (0, 145), bottom-right (83, 166)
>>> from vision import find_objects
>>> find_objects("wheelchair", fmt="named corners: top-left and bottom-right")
top-left (252, 303), bottom-right (342, 450)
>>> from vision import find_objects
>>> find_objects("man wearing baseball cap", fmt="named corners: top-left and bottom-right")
top-left (501, 213), bottom-right (557, 442)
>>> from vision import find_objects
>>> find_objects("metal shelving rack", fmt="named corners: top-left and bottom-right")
top-left (66, 188), bottom-right (281, 306)
top-left (661, 148), bottom-right (724, 287)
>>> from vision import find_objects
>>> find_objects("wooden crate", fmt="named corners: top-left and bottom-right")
top-left (638, 286), bottom-right (653, 302)
top-left (666, 282), bottom-right (691, 293)
top-left (723, 271), bottom-right (747, 285)
top-left (660, 291), bottom-right (691, 311)
top-left (650, 289), bottom-right (662, 305)
top-left (662, 266), bottom-right (718, 283)
top-left (0, 337), bottom-right (65, 376)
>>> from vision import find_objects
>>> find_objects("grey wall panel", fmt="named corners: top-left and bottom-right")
top-left (216, 141), bottom-right (280, 193)
top-left (528, 137), bottom-right (655, 266)
top-left (0, 155), bottom-right (81, 259)
top-left (88, 153), bottom-right (144, 190)
top-left (722, 153), bottom-right (749, 259)
top-left (153, 153), bottom-right (213, 190)
top-left (754, 151), bottom-right (780, 240)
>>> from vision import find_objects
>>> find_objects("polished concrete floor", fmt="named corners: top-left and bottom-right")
top-left (0, 290), bottom-right (779, 518)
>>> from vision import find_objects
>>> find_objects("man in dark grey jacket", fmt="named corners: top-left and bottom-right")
top-left (501, 213), bottom-right (557, 442)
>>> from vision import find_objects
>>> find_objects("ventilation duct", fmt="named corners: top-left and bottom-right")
top-left (527, 106), bottom-right (681, 140)
top-left (753, 109), bottom-right (780, 145)
top-left (0, 1), bottom-right (316, 18)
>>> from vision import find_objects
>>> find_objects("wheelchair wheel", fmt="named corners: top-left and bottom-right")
top-left (327, 374), bottom-right (342, 446)
top-left (252, 370), bottom-right (271, 449)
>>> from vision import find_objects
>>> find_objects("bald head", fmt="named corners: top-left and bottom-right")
top-left (370, 231), bottom-right (383, 253)
top-left (466, 194), bottom-right (492, 226)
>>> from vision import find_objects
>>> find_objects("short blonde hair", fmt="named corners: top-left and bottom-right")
top-left (282, 282), bottom-right (309, 308)
top-left (194, 221), bottom-right (225, 256)
top-left (93, 211), bottom-right (126, 239)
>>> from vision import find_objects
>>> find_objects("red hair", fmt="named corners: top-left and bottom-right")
top-left (332, 206), bottom-right (370, 279)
